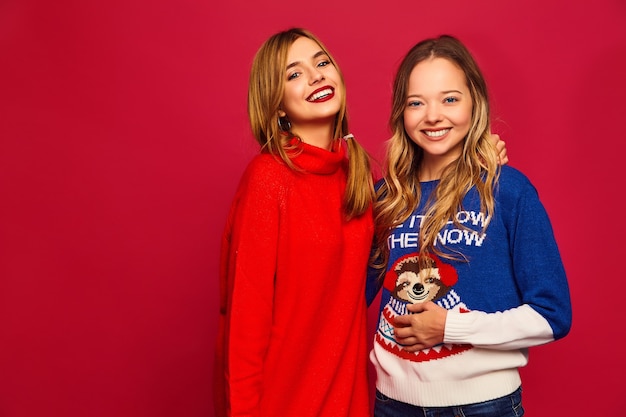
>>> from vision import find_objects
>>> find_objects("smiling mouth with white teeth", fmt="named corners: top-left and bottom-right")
top-left (307, 88), bottom-right (334, 102)
top-left (424, 129), bottom-right (450, 138)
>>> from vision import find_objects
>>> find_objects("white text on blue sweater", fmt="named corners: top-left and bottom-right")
top-left (389, 211), bottom-right (490, 249)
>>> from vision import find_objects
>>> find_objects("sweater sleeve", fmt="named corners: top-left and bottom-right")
top-left (220, 158), bottom-right (282, 417)
top-left (445, 304), bottom-right (554, 349)
top-left (366, 248), bottom-right (383, 307)
top-left (444, 176), bottom-right (572, 349)
top-left (366, 178), bottom-right (386, 306)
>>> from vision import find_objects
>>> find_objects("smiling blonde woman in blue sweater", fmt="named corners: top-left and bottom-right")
top-left (367, 35), bottom-right (572, 417)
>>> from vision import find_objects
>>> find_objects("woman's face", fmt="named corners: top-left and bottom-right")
top-left (280, 37), bottom-right (343, 135)
top-left (402, 57), bottom-right (473, 172)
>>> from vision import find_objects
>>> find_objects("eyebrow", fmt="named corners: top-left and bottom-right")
top-left (407, 90), bottom-right (465, 98)
top-left (286, 50), bottom-right (327, 70)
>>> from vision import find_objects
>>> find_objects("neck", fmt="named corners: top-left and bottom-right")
top-left (419, 155), bottom-right (457, 182)
top-left (292, 123), bottom-right (335, 151)
top-left (419, 167), bottom-right (442, 182)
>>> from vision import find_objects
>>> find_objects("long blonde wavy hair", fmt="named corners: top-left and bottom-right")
top-left (247, 28), bottom-right (374, 219)
top-left (372, 35), bottom-right (500, 273)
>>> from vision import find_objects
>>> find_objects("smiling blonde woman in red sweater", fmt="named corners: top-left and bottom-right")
top-left (214, 28), bottom-right (376, 417)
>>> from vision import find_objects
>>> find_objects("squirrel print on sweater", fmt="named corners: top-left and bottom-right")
top-left (375, 253), bottom-right (472, 362)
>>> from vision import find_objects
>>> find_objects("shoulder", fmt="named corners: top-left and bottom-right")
top-left (228, 154), bottom-right (291, 213)
top-left (244, 153), bottom-right (288, 176)
top-left (239, 153), bottom-right (291, 187)
top-left (495, 166), bottom-right (547, 218)
top-left (496, 165), bottom-right (538, 198)
top-left (498, 165), bottom-right (533, 188)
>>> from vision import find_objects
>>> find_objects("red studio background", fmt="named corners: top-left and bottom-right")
top-left (1, 1), bottom-right (624, 416)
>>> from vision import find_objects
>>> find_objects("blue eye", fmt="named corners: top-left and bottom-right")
top-left (407, 101), bottom-right (423, 107)
top-left (287, 72), bottom-right (300, 81)
top-left (444, 97), bottom-right (458, 103)
top-left (317, 60), bottom-right (331, 68)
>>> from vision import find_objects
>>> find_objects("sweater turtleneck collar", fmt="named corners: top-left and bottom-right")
top-left (288, 137), bottom-right (346, 175)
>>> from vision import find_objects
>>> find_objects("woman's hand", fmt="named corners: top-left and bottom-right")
top-left (490, 133), bottom-right (508, 165)
top-left (393, 301), bottom-right (447, 352)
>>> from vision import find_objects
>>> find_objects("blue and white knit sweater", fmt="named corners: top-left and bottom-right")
top-left (366, 165), bottom-right (572, 407)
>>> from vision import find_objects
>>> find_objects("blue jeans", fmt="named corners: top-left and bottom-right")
top-left (374, 386), bottom-right (524, 417)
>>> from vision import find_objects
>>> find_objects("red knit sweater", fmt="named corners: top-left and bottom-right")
top-left (215, 139), bottom-right (373, 417)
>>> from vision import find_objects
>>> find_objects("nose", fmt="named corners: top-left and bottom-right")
top-left (411, 283), bottom-right (425, 295)
top-left (309, 67), bottom-right (325, 84)
top-left (424, 103), bottom-right (442, 123)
